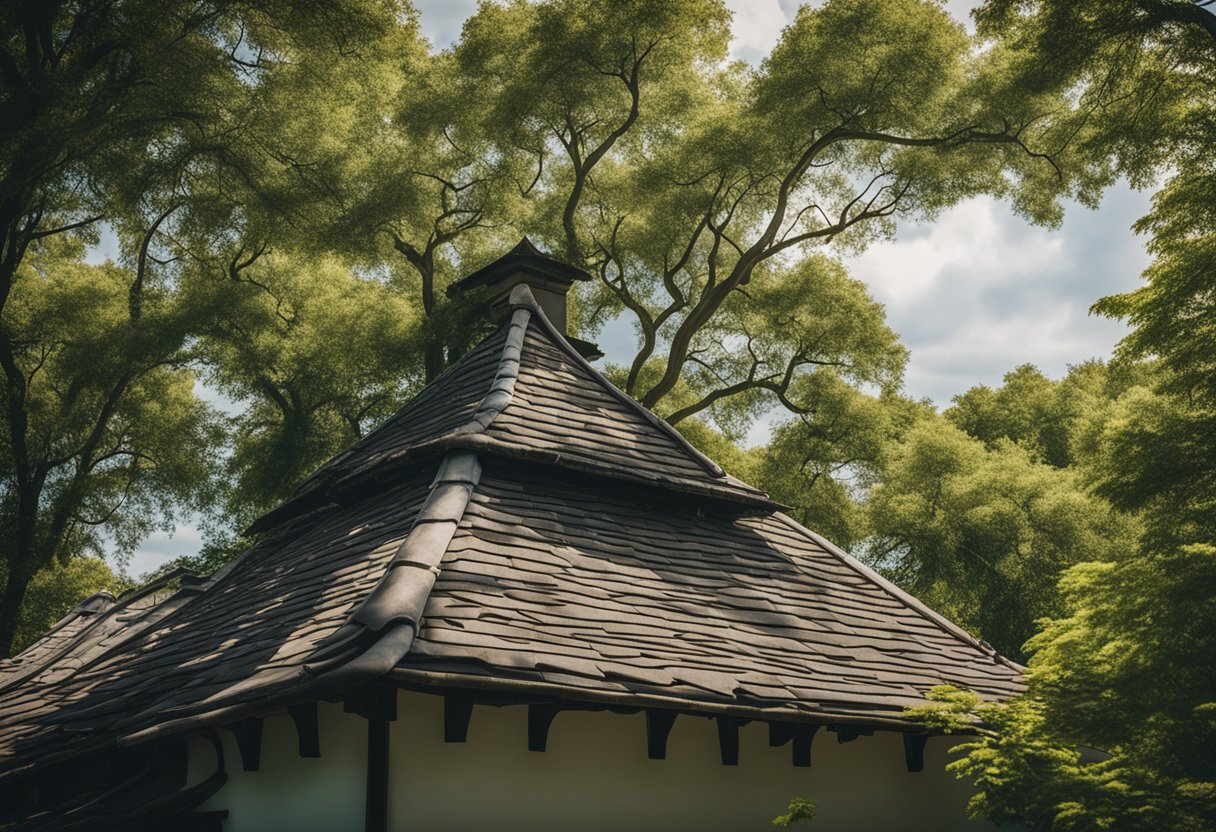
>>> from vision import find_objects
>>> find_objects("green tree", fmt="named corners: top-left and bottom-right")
top-left (299, 0), bottom-right (1084, 416)
top-left (7, 557), bottom-right (134, 655)
top-left (0, 0), bottom-right (406, 657)
top-left (865, 417), bottom-right (1135, 660)
top-left (200, 253), bottom-right (423, 527)
top-left (946, 360), bottom-right (1153, 469)
top-left (912, 4), bottom-right (1216, 828)
top-left (0, 239), bottom-right (222, 657)
top-left (911, 544), bottom-right (1216, 830)
top-left (540, 0), bottom-right (1082, 421)
top-left (755, 381), bottom-right (920, 550)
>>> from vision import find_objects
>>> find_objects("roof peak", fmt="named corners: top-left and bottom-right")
top-left (447, 238), bottom-right (591, 337)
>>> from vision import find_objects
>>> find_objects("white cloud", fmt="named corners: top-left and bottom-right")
top-left (849, 185), bottom-right (1152, 405)
top-left (722, 0), bottom-right (791, 63)
top-left (127, 524), bottom-right (205, 578)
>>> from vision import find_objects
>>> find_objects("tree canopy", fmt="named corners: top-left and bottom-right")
top-left (895, 2), bottom-right (1216, 829)
top-left (2, 6), bottom-right (1213, 828)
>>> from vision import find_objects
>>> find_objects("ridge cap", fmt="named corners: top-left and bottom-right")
top-left (117, 450), bottom-right (483, 747)
top-left (452, 291), bottom-right (532, 435)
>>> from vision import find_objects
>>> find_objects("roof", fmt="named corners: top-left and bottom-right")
top-left (0, 273), bottom-right (1023, 786)
top-left (445, 236), bottom-right (592, 296)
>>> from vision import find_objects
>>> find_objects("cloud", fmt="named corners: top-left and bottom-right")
top-left (723, 0), bottom-right (792, 63)
top-left (127, 524), bottom-right (205, 578)
top-left (848, 184), bottom-right (1152, 405)
top-left (412, 0), bottom-right (478, 51)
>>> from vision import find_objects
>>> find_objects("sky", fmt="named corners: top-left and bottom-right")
top-left (125, 0), bottom-right (1152, 574)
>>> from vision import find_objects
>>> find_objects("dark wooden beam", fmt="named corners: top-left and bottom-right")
top-left (528, 703), bottom-right (561, 752)
top-left (288, 702), bottom-right (321, 758)
top-left (345, 686), bottom-right (398, 723)
top-left (716, 716), bottom-right (742, 766)
top-left (768, 721), bottom-right (797, 747)
top-left (365, 715), bottom-right (389, 832)
top-left (444, 692), bottom-right (475, 743)
top-left (645, 709), bottom-right (678, 760)
top-left (832, 725), bottom-right (873, 744)
top-left (792, 724), bottom-right (819, 767)
top-left (231, 719), bottom-right (262, 772)
top-left (903, 733), bottom-right (928, 773)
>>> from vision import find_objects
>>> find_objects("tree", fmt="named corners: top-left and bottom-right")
top-left (200, 254), bottom-right (423, 527)
top-left (755, 380), bottom-right (920, 550)
top-left (971, 1), bottom-right (1216, 539)
top-left (865, 417), bottom-right (1135, 660)
top-left (544, 0), bottom-right (1085, 421)
top-left (0, 0), bottom-right (407, 658)
top-left (296, 0), bottom-right (1083, 416)
top-left (6, 557), bottom-right (134, 655)
top-left (907, 3), bottom-right (1216, 827)
top-left (946, 360), bottom-right (1154, 469)
top-left (911, 543), bottom-right (1216, 831)
top-left (0, 239), bottom-right (222, 657)
top-left (1090, 166), bottom-right (1216, 544)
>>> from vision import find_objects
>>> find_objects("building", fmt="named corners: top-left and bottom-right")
top-left (0, 240), bottom-right (1022, 831)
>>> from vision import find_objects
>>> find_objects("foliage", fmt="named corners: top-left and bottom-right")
top-left (0, 0), bottom-right (404, 657)
top-left (772, 797), bottom-right (816, 828)
top-left (1089, 171), bottom-right (1216, 544)
top-left (6, 557), bottom-right (134, 655)
top-left (912, 543), bottom-right (1216, 831)
top-left (865, 416), bottom-right (1136, 660)
top-left (756, 382), bottom-right (921, 549)
top-left (199, 254), bottom-right (423, 526)
top-left (946, 361), bottom-right (1151, 469)
top-left (0, 240), bottom-right (223, 656)
top-left (913, 5), bottom-right (1216, 828)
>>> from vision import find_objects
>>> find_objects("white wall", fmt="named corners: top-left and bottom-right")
top-left (189, 701), bottom-right (366, 832)
top-left (189, 690), bottom-right (992, 832)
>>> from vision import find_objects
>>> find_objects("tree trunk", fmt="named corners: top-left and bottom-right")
top-left (0, 564), bottom-right (33, 660)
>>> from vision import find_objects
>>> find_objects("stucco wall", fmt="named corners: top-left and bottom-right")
top-left (189, 701), bottom-right (366, 831)
top-left (188, 690), bottom-right (992, 832)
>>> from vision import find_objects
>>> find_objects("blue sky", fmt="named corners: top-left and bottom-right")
top-left (125, 0), bottom-right (1152, 574)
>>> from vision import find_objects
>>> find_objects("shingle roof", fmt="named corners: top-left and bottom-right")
top-left (0, 274), bottom-right (1023, 785)
top-left (406, 465), bottom-right (1018, 721)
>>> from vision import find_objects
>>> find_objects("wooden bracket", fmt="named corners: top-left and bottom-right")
top-left (366, 718), bottom-right (389, 832)
top-left (716, 716), bottom-right (743, 766)
top-left (645, 709), bottom-right (678, 760)
top-left (288, 702), bottom-right (321, 758)
top-left (231, 718), bottom-right (262, 772)
top-left (792, 724), bottom-right (819, 767)
top-left (528, 703), bottom-right (561, 752)
top-left (352, 688), bottom-right (398, 832)
top-left (444, 692), bottom-right (475, 743)
top-left (832, 725), bottom-right (873, 744)
top-left (903, 733), bottom-right (928, 773)
top-left (768, 721), bottom-right (797, 747)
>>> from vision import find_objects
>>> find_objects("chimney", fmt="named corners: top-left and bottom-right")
top-left (448, 237), bottom-right (602, 358)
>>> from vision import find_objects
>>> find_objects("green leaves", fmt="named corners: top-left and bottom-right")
top-left (755, 0), bottom-right (968, 136)
top-left (772, 797), bottom-right (817, 828)
top-left (201, 253), bottom-right (423, 525)
top-left (925, 544), bottom-right (1216, 831)
top-left (866, 415), bottom-right (1135, 660)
